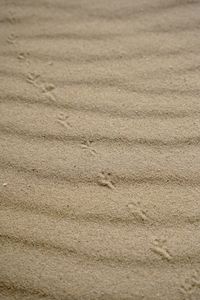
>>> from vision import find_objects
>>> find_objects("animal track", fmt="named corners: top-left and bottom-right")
top-left (7, 33), bottom-right (17, 45)
top-left (41, 83), bottom-right (55, 93)
top-left (81, 140), bottom-right (97, 156)
top-left (151, 238), bottom-right (172, 261)
top-left (46, 92), bottom-right (57, 102)
top-left (57, 113), bottom-right (72, 128)
top-left (26, 72), bottom-right (41, 87)
top-left (98, 172), bottom-right (115, 190)
top-left (6, 12), bottom-right (17, 24)
top-left (127, 201), bottom-right (148, 221)
top-left (26, 72), bottom-right (56, 100)
top-left (41, 82), bottom-right (56, 101)
top-left (17, 51), bottom-right (30, 62)
top-left (191, 271), bottom-right (200, 288)
top-left (180, 271), bottom-right (200, 300)
top-left (8, 30), bottom-right (56, 103)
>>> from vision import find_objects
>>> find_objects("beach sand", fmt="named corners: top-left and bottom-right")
top-left (1, 0), bottom-right (200, 299)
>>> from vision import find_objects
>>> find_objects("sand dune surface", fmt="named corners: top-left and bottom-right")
top-left (1, 0), bottom-right (200, 299)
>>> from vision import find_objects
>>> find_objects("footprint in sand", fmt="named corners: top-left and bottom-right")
top-left (98, 171), bottom-right (115, 190)
top-left (41, 83), bottom-right (55, 93)
top-left (41, 82), bottom-right (56, 101)
top-left (7, 33), bottom-right (17, 45)
top-left (81, 140), bottom-right (97, 156)
top-left (26, 72), bottom-right (41, 87)
top-left (180, 270), bottom-right (200, 300)
top-left (6, 11), bottom-right (17, 24)
top-left (57, 112), bottom-right (72, 129)
top-left (17, 51), bottom-right (30, 62)
top-left (127, 201), bottom-right (148, 221)
top-left (151, 238), bottom-right (172, 261)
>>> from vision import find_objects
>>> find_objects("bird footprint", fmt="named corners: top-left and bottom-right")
top-left (127, 201), bottom-right (148, 221)
top-left (57, 113), bottom-right (72, 128)
top-left (151, 238), bottom-right (172, 261)
top-left (180, 270), bottom-right (200, 300)
top-left (98, 172), bottom-right (115, 190)
top-left (81, 140), bottom-right (97, 156)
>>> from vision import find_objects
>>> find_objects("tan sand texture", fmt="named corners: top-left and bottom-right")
top-left (1, 0), bottom-right (200, 299)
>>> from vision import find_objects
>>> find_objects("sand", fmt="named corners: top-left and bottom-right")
top-left (0, 0), bottom-right (200, 299)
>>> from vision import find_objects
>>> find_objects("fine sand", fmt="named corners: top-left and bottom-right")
top-left (1, 1), bottom-right (200, 299)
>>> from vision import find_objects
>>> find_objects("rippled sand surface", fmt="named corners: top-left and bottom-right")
top-left (1, 1), bottom-right (200, 299)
